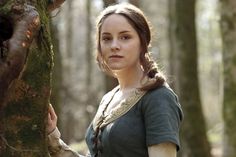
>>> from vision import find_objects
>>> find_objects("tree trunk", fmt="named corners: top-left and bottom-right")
top-left (103, 0), bottom-right (117, 7)
top-left (0, 0), bottom-right (65, 156)
top-left (85, 0), bottom-right (92, 89)
top-left (220, 0), bottom-right (236, 156)
top-left (168, 0), bottom-right (179, 90)
top-left (50, 20), bottom-right (62, 131)
top-left (167, 1), bottom-right (187, 156)
top-left (172, 0), bottom-right (212, 156)
top-left (60, 0), bottom-right (75, 144)
top-left (65, 0), bottom-right (73, 59)
top-left (84, 0), bottom-right (95, 131)
top-left (129, 0), bottom-right (140, 7)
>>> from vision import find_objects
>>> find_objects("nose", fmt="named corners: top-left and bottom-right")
top-left (111, 39), bottom-right (120, 51)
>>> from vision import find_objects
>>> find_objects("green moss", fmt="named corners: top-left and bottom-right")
top-left (2, 1), bottom-right (53, 156)
top-left (4, 97), bottom-right (46, 150)
top-left (22, 47), bottom-right (52, 91)
top-left (0, 0), bottom-right (14, 15)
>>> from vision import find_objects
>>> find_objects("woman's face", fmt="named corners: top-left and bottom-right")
top-left (100, 14), bottom-right (141, 73)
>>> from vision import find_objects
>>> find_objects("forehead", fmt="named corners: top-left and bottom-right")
top-left (101, 14), bottom-right (136, 33)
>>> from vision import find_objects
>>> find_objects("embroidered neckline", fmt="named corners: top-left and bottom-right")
top-left (92, 86), bottom-right (146, 131)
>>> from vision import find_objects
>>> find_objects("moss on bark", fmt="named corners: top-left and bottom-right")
top-left (0, 0), bottom-right (53, 156)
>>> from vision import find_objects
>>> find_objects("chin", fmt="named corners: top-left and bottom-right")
top-left (108, 66), bottom-right (123, 72)
top-left (108, 64), bottom-right (123, 70)
top-left (110, 68), bottom-right (122, 71)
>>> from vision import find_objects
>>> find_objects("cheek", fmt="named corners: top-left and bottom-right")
top-left (100, 43), bottom-right (108, 52)
top-left (100, 45), bottom-right (109, 62)
top-left (100, 44), bottom-right (106, 55)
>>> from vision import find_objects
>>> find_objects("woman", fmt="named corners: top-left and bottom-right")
top-left (47, 3), bottom-right (183, 157)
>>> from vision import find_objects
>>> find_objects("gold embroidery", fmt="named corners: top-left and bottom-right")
top-left (92, 87), bottom-right (146, 130)
top-left (92, 86), bottom-right (119, 131)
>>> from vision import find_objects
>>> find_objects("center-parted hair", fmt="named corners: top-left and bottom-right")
top-left (96, 3), bottom-right (166, 90)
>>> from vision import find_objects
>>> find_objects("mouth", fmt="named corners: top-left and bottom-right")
top-left (109, 55), bottom-right (123, 58)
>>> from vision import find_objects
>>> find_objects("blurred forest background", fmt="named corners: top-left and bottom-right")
top-left (48, 0), bottom-right (235, 157)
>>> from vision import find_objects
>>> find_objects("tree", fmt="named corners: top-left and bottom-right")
top-left (168, 0), bottom-right (178, 89)
top-left (84, 0), bottom-right (96, 136)
top-left (50, 18), bottom-right (63, 137)
top-left (169, 0), bottom-right (212, 156)
top-left (103, 0), bottom-right (117, 8)
top-left (220, 0), bottom-right (236, 156)
top-left (0, 0), bottom-right (65, 156)
top-left (59, 0), bottom-right (75, 144)
top-left (129, 0), bottom-right (140, 7)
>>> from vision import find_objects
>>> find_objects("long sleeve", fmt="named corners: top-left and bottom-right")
top-left (48, 128), bottom-right (87, 157)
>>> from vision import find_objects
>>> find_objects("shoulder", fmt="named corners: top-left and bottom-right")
top-left (140, 85), bottom-right (183, 150)
top-left (143, 85), bottom-right (178, 103)
top-left (141, 85), bottom-right (183, 120)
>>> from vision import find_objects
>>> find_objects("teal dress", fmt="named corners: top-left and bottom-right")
top-left (85, 86), bottom-right (183, 157)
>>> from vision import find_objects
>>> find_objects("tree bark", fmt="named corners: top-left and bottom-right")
top-left (172, 0), bottom-right (212, 156)
top-left (129, 0), bottom-right (140, 7)
top-left (103, 0), bottom-right (117, 7)
top-left (167, 1), bottom-right (187, 156)
top-left (65, 0), bottom-right (73, 59)
top-left (84, 0), bottom-right (95, 123)
top-left (220, 0), bottom-right (236, 157)
top-left (0, 0), bottom-right (65, 156)
top-left (48, 0), bottom-right (65, 12)
top-left (61, 0), bottom-right (74, 144)
top-left (167, 0), bottom-right (179, 89)
top-left (50, 20), bottom-right (62, 133)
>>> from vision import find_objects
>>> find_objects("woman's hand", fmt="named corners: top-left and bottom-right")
top-left (47, 103), bottom-right (58, 134)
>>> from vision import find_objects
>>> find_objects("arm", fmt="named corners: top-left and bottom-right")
top-left (148, 142), bottom-right (176, 157)
top-left (47, 104), bottom-right (87, 157)
top-left (48, 127), bottom-right (84, 157)
top-left (143, 87), bottom-right (183, 156)
top-left (142, 87), bottom-right (183, 150)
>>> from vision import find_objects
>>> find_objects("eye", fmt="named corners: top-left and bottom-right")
top-left (120, 35), bottom-right (131, 40)
top-left (101, 36), bottom-right (112, 42)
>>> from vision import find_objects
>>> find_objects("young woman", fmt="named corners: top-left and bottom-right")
top-left (47, 3), bottom-right (183, 157)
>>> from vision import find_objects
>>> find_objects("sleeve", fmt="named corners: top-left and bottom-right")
top-left (48, 128), bottom-right (88, 157)
top-left (142, 87), bottom-right (183, 150)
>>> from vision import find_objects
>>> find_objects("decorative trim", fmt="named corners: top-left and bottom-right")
top-left (92, 87), bottom-right (146, 130)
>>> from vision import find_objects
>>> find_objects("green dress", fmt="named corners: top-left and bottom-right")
top-left (85, 85), bottom-right (183, 157)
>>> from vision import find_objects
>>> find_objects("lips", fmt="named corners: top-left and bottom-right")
top-left (109, 55), bottom-right (123, 58)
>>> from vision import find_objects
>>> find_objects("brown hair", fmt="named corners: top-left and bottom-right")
top-left (96, 3), bottom-right (166, 90)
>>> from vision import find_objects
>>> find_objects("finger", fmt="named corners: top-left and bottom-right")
top-left (48, 103), bottom-right (57, 120)
top-left (48, 111), bottom-right (52, 122)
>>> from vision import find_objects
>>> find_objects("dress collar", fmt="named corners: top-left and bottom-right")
top-left (92, 86), bottom-right (146, 131)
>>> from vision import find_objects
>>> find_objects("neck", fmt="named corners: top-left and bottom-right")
top-left (113, 66), bottom-right (144, 92)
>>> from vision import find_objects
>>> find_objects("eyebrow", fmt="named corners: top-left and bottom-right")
top-left (101, 30), bottom-right (131, 35)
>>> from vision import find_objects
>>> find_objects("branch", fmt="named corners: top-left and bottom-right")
top-left (0, 4), bottom-right (40, 107)
top-left (47, 0), bottom-right (66, 12)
